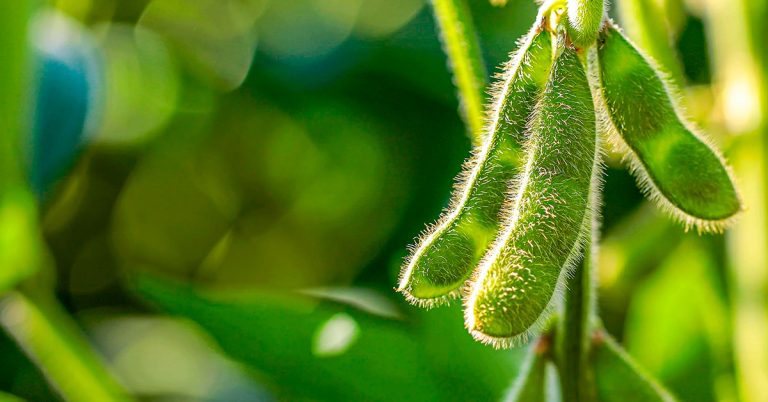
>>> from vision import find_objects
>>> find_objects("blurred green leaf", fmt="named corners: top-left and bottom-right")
top-left (598, 204), bottom-right (682, 336)
top-left (0, 391), bottom-right (25, 402)
top-left (592, 333), bottom-right (677, 402)
top-left (623, 239), bottom-right (730, 401)
top-left (133, 274), bottom-right (525, 401)
top-left (503, 345), bottom-right (547, 402)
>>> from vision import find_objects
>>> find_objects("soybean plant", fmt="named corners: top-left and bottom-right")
top-left (400, 0), bottom-right (741, 399)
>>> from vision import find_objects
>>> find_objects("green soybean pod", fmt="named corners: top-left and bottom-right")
top-left (397, 22), bottom-right (554, 306)
top-left (465, 39), bottom-right (598, 347)
top-left (567, 0), bottom-right (605, 48)
top-left (592, 333), bottom-right (677, 402)
top-left (597, 25), bottom-right (741, 232)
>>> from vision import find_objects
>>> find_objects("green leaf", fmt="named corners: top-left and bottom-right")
top-left (623, 239), bottom-right (730, 401)
top-left (597, 24), bottom-right (741, 232)
top-left (0, 391), bottom-right (25, 402)
top-left (592, 333), bottom-right (677, 402)
top-left (465, 36), bottom-right (598, 347)
top-left (503, 342), bottom-right (548, 402)
top-left (133, 274), bottom-right (524, 402)
top-left (398, 22), bottom-right (553, 306)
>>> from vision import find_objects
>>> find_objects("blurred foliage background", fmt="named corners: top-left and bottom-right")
top-left (0, 0), bottom-right (766, 401)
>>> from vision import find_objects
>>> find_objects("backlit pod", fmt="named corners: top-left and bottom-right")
top-left (397, 20), bottom-right (554, 306)
top-left (465, 38), bottom-right (598, 347)
top-left (597, 24), bottom-right (741, 232)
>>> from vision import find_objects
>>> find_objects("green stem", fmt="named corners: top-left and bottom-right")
top-left (430, 0), bottom-right (487, 146)
top-left (0, 289), bottom-right (131, 402)
top-left (557, 208), bottom-right (598, 401)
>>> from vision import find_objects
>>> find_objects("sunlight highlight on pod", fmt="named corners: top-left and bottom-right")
top-left (465, 38), bottom-right (597, 348)
top-left (397, 21), bottom-right (554, 306)
top-left (597, 24), bottom-right (741, 232)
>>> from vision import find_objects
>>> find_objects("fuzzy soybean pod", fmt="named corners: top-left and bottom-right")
top-left (597, 26), bottom-right (741, 232)
top-left (397, 25), bottom-right (554, 306)
top-left (465, 41), bottom-right (598, 347)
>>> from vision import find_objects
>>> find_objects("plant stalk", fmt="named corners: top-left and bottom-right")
top-left (430, 0), bottom-right (488, 146)
top-left (0, 288), bottom-right (132, 402)
top-left (557, 203), bottom-right (598, 401)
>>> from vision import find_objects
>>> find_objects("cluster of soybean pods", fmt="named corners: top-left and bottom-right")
top-left (397, 0), bottom-right (741, 348)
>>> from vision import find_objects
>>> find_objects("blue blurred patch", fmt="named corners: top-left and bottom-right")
top-left (29, 47), bottom-right (92, 198)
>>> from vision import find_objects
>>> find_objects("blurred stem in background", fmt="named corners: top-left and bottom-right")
top-left (616, 0), bottom-right (686, 85)
top-left (704, 0), bottom-right (768, 400)
top-left (0, 1), bottom-right (132, 401)
top-left (0, 289), bottom-right (131, 402)
top-left (430, 0), bottom-right (488, 146)
top-left (0, 0), bottom-right (39, 296)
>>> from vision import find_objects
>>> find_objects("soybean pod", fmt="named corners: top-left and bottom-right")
top-left (465, 38), bottom-right (598, 347)
top-left (397, 20), bottom-right (554, 306)
top-left (597, 24), bottom-right (741, 232)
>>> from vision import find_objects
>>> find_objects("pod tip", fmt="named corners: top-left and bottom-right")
top-left (465, 325), bottom-right (529, 350)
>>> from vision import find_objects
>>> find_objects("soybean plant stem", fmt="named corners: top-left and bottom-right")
top-left (557, 210), bottom-right (598, 401)
top-left (0, 288), bottom-right (132, 402)
top-left (430, 0), bottom-right (488, 146)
